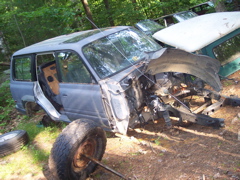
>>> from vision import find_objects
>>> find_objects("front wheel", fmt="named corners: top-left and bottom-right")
top-left (49, 119), bottom-right (107, 180)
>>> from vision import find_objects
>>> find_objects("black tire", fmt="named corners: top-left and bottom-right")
top-left (0, 130), bottom-right (29, 157)
top-left (49, 119), bottom-right (107, 180)
top-left (41, 115), bottom-right (61, 127)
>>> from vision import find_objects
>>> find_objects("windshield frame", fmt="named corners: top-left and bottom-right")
top-left (135, 20), bottom-right (164, 34)
top-left (82, 27), bottom-right (162, 79)
top-left (174, 11), bottom-right (198, 22)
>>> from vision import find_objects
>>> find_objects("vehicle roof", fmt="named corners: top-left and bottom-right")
top-left (189, 1), bottom-right (214, 9)
top-left (135, 19), bottom-right (165, 31)
top-left (13, 26), bottom-right (129, 56)
top-left (153, 12), bottom-right (240, 52)
top-left (153, 11), bottom-right (195, 20)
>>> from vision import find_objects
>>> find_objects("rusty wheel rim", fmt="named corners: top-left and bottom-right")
top-left (73, 137), bottom-right (97, 171)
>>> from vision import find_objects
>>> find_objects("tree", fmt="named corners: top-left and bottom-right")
top-left (81, 0), bottom-right (95, 29)
top-left (103, 0), bottom-right (115, 26)
top-left (211, 0), bottom-right (227, 11)
top-left (0, 0), bottom-right (209, 63)
top-left (233, 0), bottom-right (240, 10)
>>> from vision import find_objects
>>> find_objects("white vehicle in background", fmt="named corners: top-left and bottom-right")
top-left (189, 1), bottom-right (215, 15)
top-left (153, 11), bottom-right (198, 27)
top-left (153, 12), bottom-right (240, 78)
top-left (134, 19), bottom-right (165, 36)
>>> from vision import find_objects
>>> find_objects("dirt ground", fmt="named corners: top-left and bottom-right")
top-left (89, 71), bottom-right (240, 180)
top-left (3, 71), bottom-right (240, 180)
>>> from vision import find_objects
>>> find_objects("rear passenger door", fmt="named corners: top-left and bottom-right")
top-left (10, 55), bottom-right (36, 113)
top-left (56, 51), bottom-right (107, 122)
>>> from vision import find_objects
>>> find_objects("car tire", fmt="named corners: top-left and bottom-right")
top-left (49, 119), bottom-right (107, 180)
top-left (0, 130), bottom-right (29, 157)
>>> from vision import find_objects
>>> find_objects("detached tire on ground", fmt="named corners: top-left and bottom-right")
top-left (49, 119), bottom-right (107, 180)
top-left (0, 130), bottom-right (29, 157)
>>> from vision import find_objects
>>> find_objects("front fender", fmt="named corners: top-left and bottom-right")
top-left (146, 48), bottom-right (222, 92)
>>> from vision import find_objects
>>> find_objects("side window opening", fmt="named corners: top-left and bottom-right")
top-left (213, 33), bottom-right (240, 65)
top-left (165, 17), bottom-right (175, 26)
top-left (57, 51), bottom-right (94, 84)
top-left (13, 56), bottom-right (32, 81)
top-left (36, 53), bottom-right (62, 110)
top-left (154, 18), bottom-right (165, 27)
top-left (37, 54), bottom-right (59, 94)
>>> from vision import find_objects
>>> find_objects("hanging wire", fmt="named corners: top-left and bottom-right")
top-left (85, 16), bottom-right (191, 112)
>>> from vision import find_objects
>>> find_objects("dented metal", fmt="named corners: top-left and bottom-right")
top-left (99, 48), bottom-right (230, 134)
top-left (146, 48), bottom-right (222, 91)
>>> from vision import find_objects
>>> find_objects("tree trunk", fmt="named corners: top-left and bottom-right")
top-left (81, 0), bottom-right (95, 29)
top-left (211, 0), bottom-right (227, 12)
top-left (132, 0), bottom-right (137, 11)
top-left (233, 0), bottom-right (240, 10)
top-left (0, 62), bottom-right (10, 66)
top-left (138, 0), bottom-right (149, 18)
top-left (103, 0), bottom-right (115, 26)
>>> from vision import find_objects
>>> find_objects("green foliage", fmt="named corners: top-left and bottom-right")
top-left (0, 80), bottom-right (14, 125)
top-left (0, 0), bottom-right (211, 55)
top-left (154, 137), bottom-right (161, 145)
top-left (17, 121), bottom-right (61, 141)
top-left (0, 121), bottom-right (61, 180)
top-left (223, 80), bottom-right (234, 86)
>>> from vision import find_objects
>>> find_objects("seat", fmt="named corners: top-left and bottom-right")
top-left (38, 61), bottom-right (62, 111)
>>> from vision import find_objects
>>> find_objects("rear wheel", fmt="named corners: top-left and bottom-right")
top-left (49, 119), bottom-right (107, 180)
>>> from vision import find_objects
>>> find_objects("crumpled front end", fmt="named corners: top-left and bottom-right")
top-left (146, 48), bottom-right (222, 92)
top-left (142, 48), bottom-right (227, 128)
top-left (101, 48), bottom-right (239, 134)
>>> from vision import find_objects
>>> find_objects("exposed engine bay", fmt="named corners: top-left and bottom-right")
top-left (106, 48), bottom-right (240, 134)
top-left (125, 71), bottom-right (240, 130)
top-left (127, 72), bottom-right (218, 126)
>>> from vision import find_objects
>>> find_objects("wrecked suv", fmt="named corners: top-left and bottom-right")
top-left (10, 26), bottom-right (240, 180)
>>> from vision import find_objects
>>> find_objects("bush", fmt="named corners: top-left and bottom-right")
top-left (0, 80), bottom-right (14, 126)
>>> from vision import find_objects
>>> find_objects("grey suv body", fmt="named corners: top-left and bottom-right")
top-left (9, 26), bottom-right (240, 179)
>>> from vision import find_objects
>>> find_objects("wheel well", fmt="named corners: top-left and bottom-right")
top-left (24, 101), bottom-right (42, 116)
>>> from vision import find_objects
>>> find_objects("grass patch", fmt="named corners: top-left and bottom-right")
top-left (0, 80), bottom-right (15, 130)
top-left (0, 70), bottom-right (65, 179)
top-left (0, 120), bottom-right (62, 180)
top-left (16, 120), bottom-right (61, 141)
top-left (223, 80), bottom-right (234, 87)
top-left (154, 137), bottom-right (161, 146)
top-left (129, 152), bottom-right (142, 156)
top-left (0, 151), bottom-right (44, 179)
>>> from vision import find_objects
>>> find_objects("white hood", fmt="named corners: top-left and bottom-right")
top-left (153, 12), bottom-right (240, 52)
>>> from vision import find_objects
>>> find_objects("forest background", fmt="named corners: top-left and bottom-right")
top-left (0, 0), bottom-right (239, 64)
top-left (0, 1), bottom-right (240, 179)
